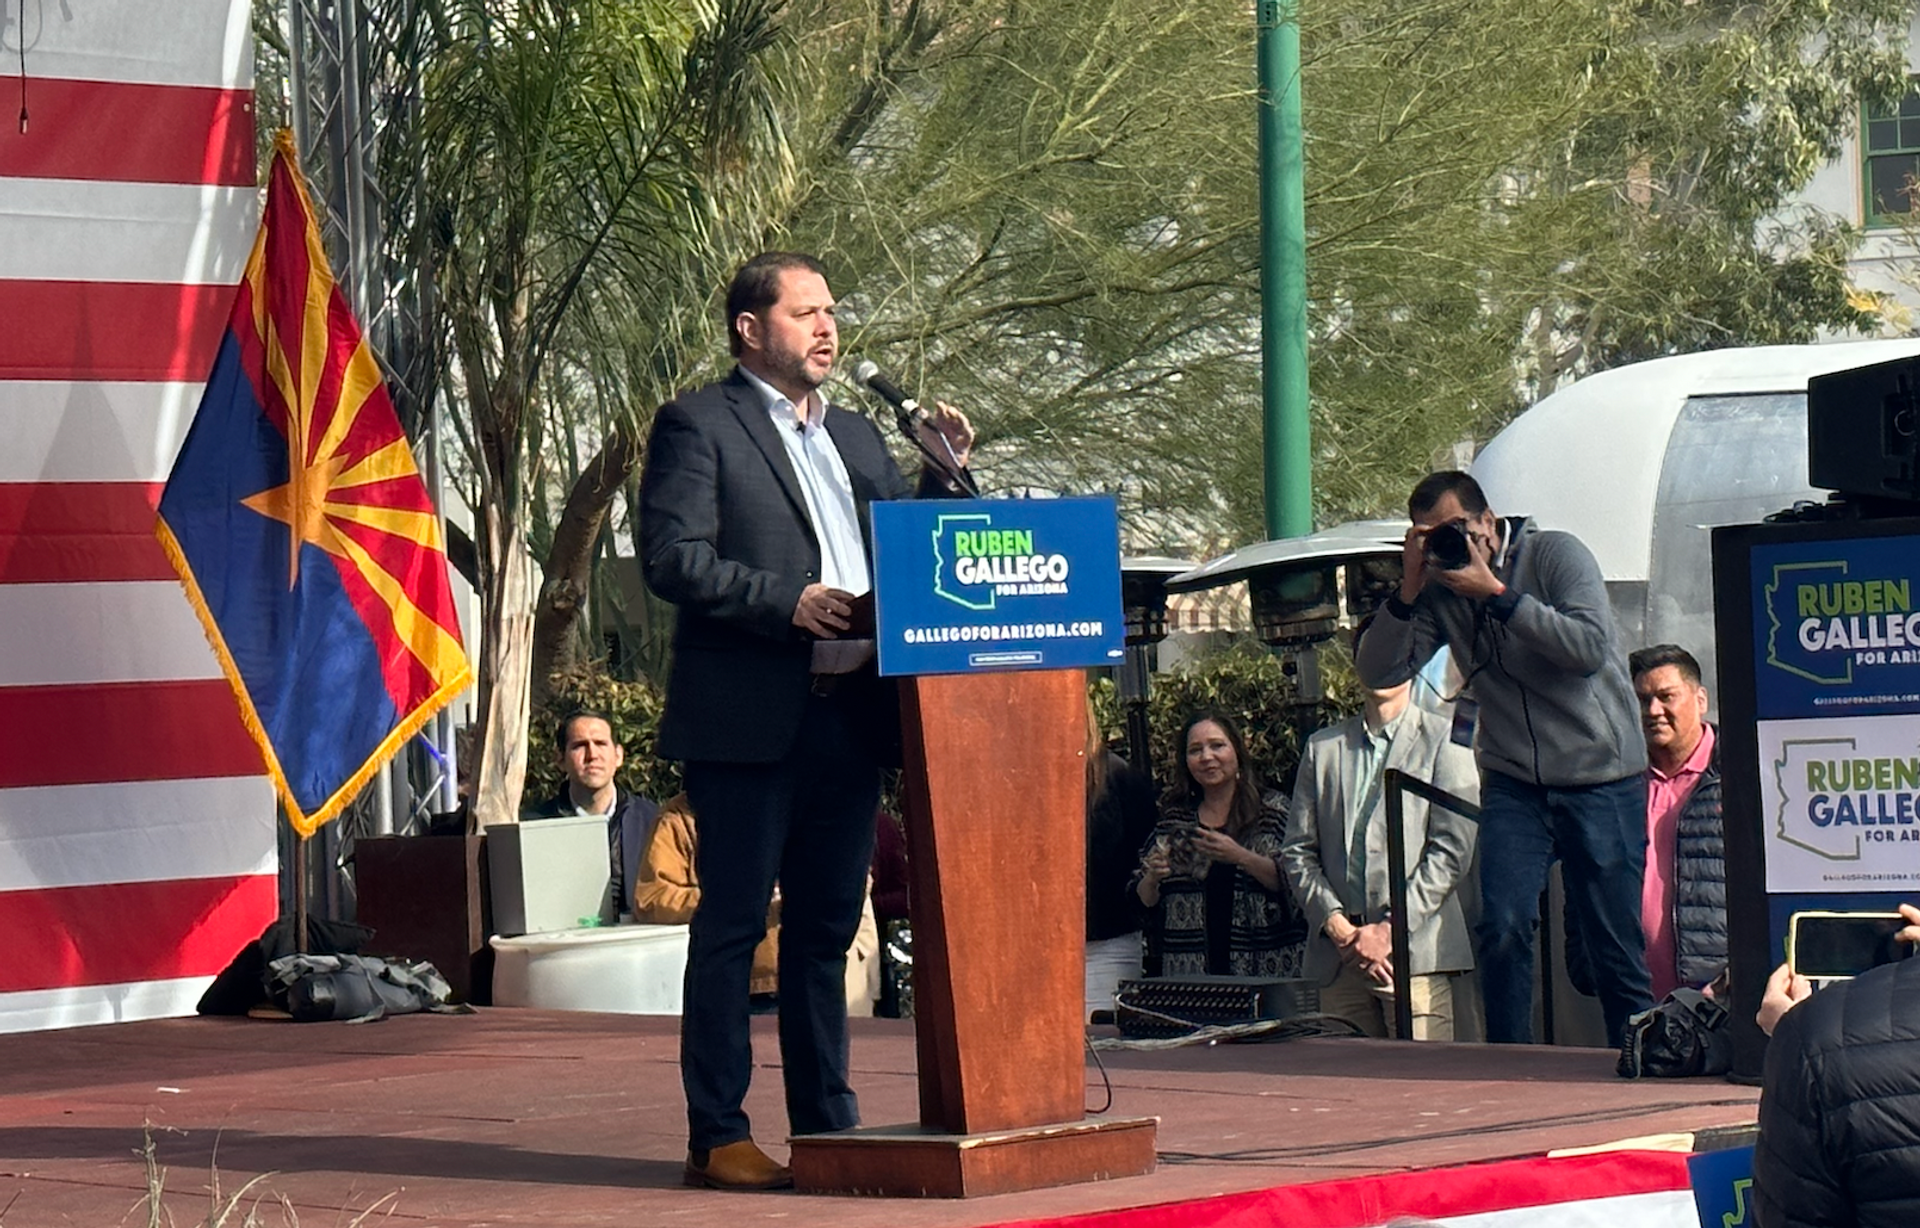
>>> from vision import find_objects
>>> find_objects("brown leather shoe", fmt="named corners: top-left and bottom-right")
top-left (683, 1139), bottom-right (793, 1191)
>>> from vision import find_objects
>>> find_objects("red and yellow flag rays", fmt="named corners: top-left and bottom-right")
top-left (235, 132), bottom-right (465, 716)
top-left (156, 129), bottom-right (469, 839)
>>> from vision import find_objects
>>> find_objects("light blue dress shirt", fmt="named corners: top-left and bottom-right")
top-left (1344, 704), bottom-right (1409, 919)
top-left (739, 366), bottom-right (874, 673)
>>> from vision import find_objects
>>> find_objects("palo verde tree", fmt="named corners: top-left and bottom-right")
top-left (763, 0), bottom-right (1908, 538)
top-left (399, 0), bottom-right (792, 825)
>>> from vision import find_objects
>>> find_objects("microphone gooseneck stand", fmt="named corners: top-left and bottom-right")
top-left (852, 366), bottom-right (981, 496)
top-left (889, 401), bottom-right (981, 497)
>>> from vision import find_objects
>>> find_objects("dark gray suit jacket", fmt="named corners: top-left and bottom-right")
top-left (638, 367), bottom-right (925, 764)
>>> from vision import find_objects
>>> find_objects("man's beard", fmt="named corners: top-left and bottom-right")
top-left (766, 345), bottom-right (828, 391)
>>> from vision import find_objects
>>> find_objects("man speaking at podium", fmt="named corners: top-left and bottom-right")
top-left (639, 252), bottom-right (973, 1190)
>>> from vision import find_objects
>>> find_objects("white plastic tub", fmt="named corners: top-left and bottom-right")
top-left (490, 924), bottom-right (690, 1014)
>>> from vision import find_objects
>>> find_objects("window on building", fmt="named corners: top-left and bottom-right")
top-left (1865, 89), bottom-right (1920, 225)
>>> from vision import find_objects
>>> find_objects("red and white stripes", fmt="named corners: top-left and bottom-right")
top-left (995, 1149), bottom-right (1702, 1228)
top-left (0, 1), bottom-right (275, 1033)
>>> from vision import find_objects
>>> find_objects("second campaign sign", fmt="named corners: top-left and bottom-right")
top-left (870, 496), bottom-right (1125, 677)
top-left (1747, 531), bottom-right (1920, 894)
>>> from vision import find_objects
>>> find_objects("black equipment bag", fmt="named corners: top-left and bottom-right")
top-left (1617, 987), bottom-right (1731, 1078)
top-left (265, 953), bottom-right (472, 1023)
top-left (197, 917), bottom-right (374, 1016)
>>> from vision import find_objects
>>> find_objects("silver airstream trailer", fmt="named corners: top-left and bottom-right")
top-left (1472, 340), bottom-right (1920, 702)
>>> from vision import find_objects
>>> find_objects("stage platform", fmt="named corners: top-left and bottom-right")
top-left (0, 1009), bottom-right (1758, 1227)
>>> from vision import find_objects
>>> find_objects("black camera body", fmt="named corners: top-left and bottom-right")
top-left (1425, 520), bottom-right (1474, 571)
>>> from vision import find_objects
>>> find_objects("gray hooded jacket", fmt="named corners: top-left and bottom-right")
top-left (1354, 517), bottom-right (1646, 788)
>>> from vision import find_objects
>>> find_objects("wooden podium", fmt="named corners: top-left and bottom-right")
top-left (788, 669), bottom-right (1157, 1197)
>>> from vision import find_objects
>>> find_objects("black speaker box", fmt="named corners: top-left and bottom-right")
top-left (1807, 355), bottom-right (1920, 503)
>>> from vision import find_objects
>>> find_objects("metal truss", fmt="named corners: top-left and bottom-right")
top-left (280, 0), bottom-right (438, 437)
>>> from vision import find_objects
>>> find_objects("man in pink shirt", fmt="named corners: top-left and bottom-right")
top-left (1629, 645), bottom-right (1725, 999)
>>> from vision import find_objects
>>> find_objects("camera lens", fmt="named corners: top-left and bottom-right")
top-left (1426, 522), bottom-right (1473, 571)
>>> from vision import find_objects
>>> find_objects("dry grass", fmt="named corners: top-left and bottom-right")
top-left (0, 1122), bottom-right (399, 1228)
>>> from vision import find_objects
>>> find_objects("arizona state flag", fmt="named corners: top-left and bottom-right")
top-left (156, 130), bottom-right (471, 838)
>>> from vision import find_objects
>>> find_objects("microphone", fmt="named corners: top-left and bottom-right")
top-left (851, 360), bottom-right (979, 496)
top-left (852, 361), bottom-right (927, 426)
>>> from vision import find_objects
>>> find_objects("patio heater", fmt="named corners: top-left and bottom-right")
top-left (1165, 521), bottom-right (1406, 747)
top-left (1117, 557), bottom-right (1195, 778)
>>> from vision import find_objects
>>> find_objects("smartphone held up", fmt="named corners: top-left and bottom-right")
top-left (1787, 911), bottom-right (1917, 983)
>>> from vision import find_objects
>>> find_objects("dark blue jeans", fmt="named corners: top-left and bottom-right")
top-left (680, 690), bottom-right (881, 1152)
top-left (1477, 770), bottom-right (1652, 1047)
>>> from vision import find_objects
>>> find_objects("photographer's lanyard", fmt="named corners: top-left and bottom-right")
top-left (1492, 516), bottom-right (1524, 578)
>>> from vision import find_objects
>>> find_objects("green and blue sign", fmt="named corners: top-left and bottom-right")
top-left (1687, 1146), bottom-right (1754, 1228)
top-left (1752, 534), bottom-right (1920, 720)
top-left (1751, 531), bottom-right (1920, 946)
top-left (871, 497), bottom-right (1125, 676)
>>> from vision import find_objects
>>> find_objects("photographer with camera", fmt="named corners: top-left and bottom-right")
top-left (1355, 471), bottom-right (1652, 1047)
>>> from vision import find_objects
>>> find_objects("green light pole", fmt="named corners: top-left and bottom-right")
top-left (1258, 0), bottom-right (1312, 540)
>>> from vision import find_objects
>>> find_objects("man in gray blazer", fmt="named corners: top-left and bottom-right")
top-left (1282, 679), bottom-right (1479, 1039)
top-left (640, 252), bottom-right (971, 1190)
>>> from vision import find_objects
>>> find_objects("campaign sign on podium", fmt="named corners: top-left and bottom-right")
top-left (870, 496), bottom-right (1125, 677)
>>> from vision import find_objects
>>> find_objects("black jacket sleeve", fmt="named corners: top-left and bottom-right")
top-left (638, 399), bottom-right (811, 641)
top-left (1753, 996), bottom-right (1849, 1228)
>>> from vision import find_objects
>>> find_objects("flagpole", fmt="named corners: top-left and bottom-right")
top-left (426, 376), bottom-right (460, 819)
top-left (294, 829), bottom-right (309, 955)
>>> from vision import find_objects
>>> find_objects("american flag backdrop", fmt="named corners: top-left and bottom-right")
top-left (0, 1), bottom-right (277, 1033)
